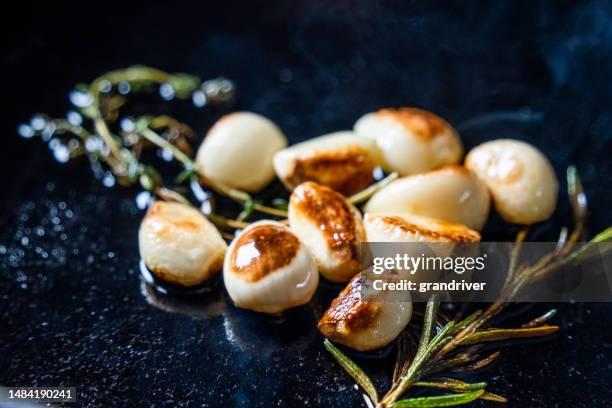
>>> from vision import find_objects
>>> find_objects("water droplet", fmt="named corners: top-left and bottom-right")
top-left (41, 122), bottom-right (56, 141)
top-left (68, 139), bottom-right (80, 150)
top-left (135, 191), bottom-right (153, 209)
top-left (117, 81), bottom-right (131, 95)
top-left (85, 137), bottom-right (100, 153)
top-left (120, 117), bottom-right (136, 132)
top-left (102, 172), bottom-right (116, 187)
top-left (98, 79), bottom-right (112, 93)
top-left (158, 148), bottom-right (173, 162)
top-left (192, 90), bottom-right (207, 107)
top-left (67, 111), bottom-right (83, 126)
top-left (48, 138), bottom-right (60, 150)
top-left (159, 83), bottom-right (175, 101)
top-left (201, 200), bottom-right (213, 215)
top-left (17, 124), bottom-right (35, 138)
top-left (20, 237), bottom-right (29, 246)
top-left (30, 115), bottom-right (47, 131)
top-left (69, 89), bottom-right (93, 108)
top-left (373, 166), bottom-right (385, 180)
top-left (53, 145), bottom-right (70, 163)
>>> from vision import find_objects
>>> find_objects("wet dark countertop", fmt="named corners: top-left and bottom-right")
top-left (2, 1), bottom-right (612, 407)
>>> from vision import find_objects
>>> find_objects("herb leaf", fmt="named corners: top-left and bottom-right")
top-left (392, 389), bottom-right (484, 407)
top-left (323, 339), bottom-right (379, 404)
top-left (459, 326), bottom-right (559, 345)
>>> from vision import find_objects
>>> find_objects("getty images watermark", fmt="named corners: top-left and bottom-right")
top-left (360, 242), bottom-right (612, 302)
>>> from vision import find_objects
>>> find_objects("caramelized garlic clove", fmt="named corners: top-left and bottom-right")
top-left (138, 201), bottom-right (227, 287)
top-left (354, 107), bottom-right (463, 176)
top-left (318, 273), bottom-right (412, 351)
top-left (288, 181), bottom-right (366, 283)
top-left (196, 112), bottom-right (288, 192)
top-left (364, 213), bottom-right (480, 281)
top-left (364, 166), bottom-right (491, 231)
top-left (273, 131), bottom-right (380, 196)
top-left (364, 213), bottom-right (481, 243)
top-left (223, 220), bottom-right (319, 314)
top-left (465, 139), bottom-right (559, 225)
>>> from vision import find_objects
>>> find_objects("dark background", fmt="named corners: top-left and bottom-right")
top-left (1, 1), bottom-right (612, 407)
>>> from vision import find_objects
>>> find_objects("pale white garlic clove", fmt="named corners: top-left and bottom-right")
top-left (223, 220), bottom-right (319, 314)
top-left (465, 139), bottom-right (559, 225)
top-left (364, 213), bottom-right (481, 243)
top-left (354, 107), bottom-right (463, 176)
top-left (196, 112), bottom-right (288, 192)
top-left (138, 201), bottom-right (227, 287)
top-left (288, 181), bottom-right (366, 283)
top-left (364, 166), bottom-right (491, 230)
top-left (273, 131), bottom-right (380, 196)
top-left (318, 273), bottom-right (412, 351)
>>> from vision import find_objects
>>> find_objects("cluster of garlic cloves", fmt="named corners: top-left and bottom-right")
top-left (136, 106), bottom-right (560, 350)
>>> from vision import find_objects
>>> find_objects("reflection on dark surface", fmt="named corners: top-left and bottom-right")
top-left (1, 1), bottom-right (612, 406)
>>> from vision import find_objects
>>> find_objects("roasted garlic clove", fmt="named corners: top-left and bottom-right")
top-left (354, 107), bottom-right (463, 176)
top-left (318, 273), bottom-right (412, 351)
top-left (364, 166), bottom-right (491, 231)
top-left (223, 221), bottom-right (319, 314)
top-left (465, 139), bottom-right (558, 225)
top-left (364, 213), bottom-right (481, 243)
top-left (288, 181), bottom-right (366, 283)
top-left (138, 201), bottom-right (227, 287)
top-left (196, 112), bottom-right (288, 192)
top-left (273, 131), bottom-right (380, 196)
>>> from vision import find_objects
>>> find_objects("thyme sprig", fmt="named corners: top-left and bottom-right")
top-left (325, 166), bottom-right (612, 408)
top-left (20, 66), bottom-right (406, 229)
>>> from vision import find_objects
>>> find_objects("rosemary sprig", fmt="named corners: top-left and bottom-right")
top-left (324, 340), bottom-right (379, 405)
top-left (325, 166), bottom-right (612, 407)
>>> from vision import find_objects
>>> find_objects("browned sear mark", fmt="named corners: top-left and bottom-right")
top-left (288, 146), bottom-right (374, 196)
top-left (230, 225), bottom-right (300, 283)
top-left (380, 216), bottom-right (481, 243)
top-left (376, 107), bottom-right (451, 140)
top-left (291, 182), bottom-right (359, 262)
top-left (318, 273), bottom-right (381, 336)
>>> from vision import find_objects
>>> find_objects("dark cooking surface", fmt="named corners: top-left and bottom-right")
top-left (2, 1), bottom-right (612, 406)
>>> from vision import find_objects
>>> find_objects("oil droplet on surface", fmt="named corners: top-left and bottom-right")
top-left (18, 124), bottom-right (35, 138)
top-left (159, 83), bottom-right (175, 100)
top-left (192, 90), bottom-right (207, 107)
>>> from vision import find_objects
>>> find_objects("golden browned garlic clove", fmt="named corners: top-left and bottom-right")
top-left (138, 201), bottom-right (227, 287)
top-left (196, 112), bottom-right (288, 192)
top-left (288, 181), bottom-right (366, 283)
top-left (364, 166), bottom-right (491, 231)
top-left (465, 139), bottom-right (559, 225)
top-left (364, 213), bottom-right (481, 243)
top-left (223, 221), bottom-right (319, 314)
top-left (272, 131), bottom-right (380, 196)
top-left (354, 107), bottom-right (463, 176)
top-left (318, 273), bottom-right (412, 351)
